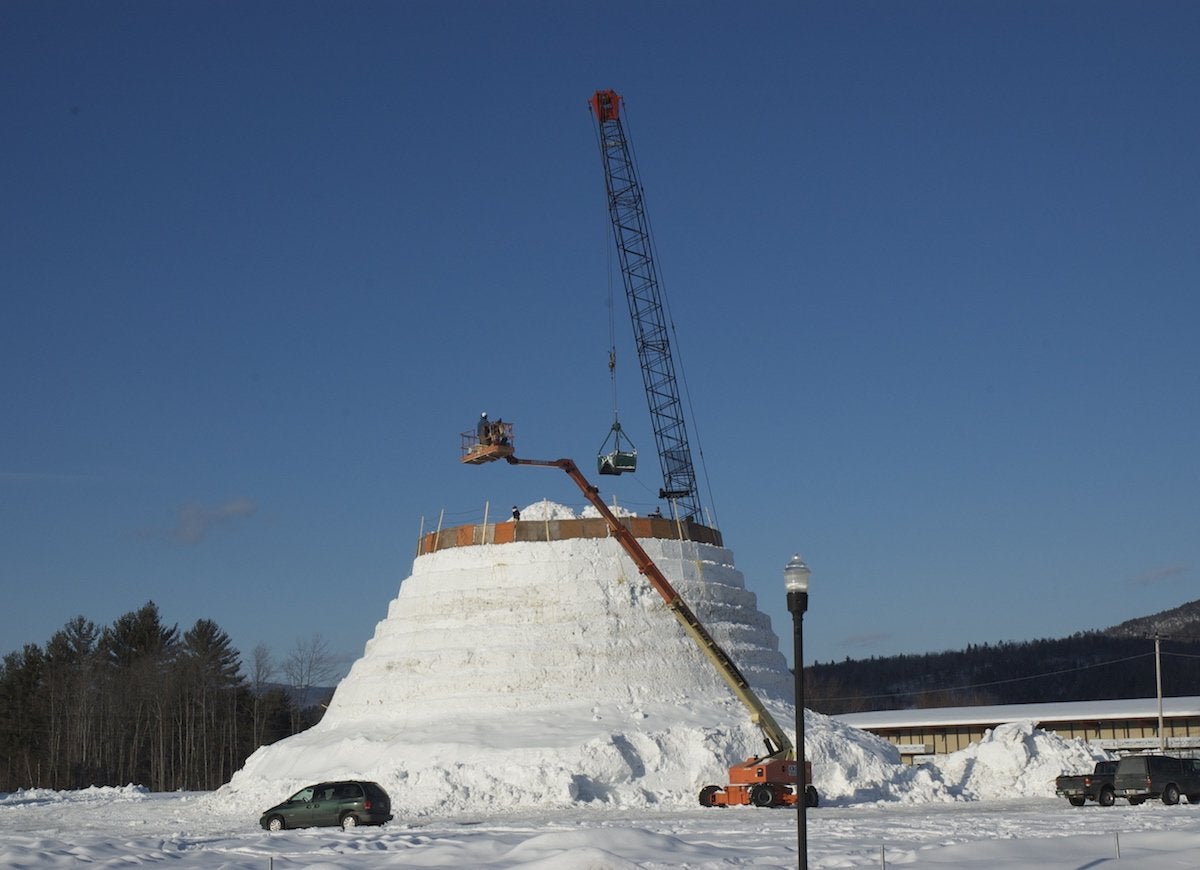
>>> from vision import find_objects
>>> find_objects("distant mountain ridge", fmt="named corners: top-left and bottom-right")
top-left (1104, 598), bottom-right (1200, 640)
top-left (807, 599), bottom-right (1200, 716)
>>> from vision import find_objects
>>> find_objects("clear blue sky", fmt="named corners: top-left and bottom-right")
top-left (4, 1), bottom-right (1198, 680)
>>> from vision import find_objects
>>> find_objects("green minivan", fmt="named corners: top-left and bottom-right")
top-left (259, 780), bottom-right (393, 831)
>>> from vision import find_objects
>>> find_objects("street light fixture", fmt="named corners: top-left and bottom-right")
top-left (784, 553), bottom-right (811, 870)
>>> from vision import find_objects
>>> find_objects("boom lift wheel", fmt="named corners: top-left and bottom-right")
top-left (698, 785), bottom-right (721, 807)
top-left (750, 784), bottom-right (776, 807)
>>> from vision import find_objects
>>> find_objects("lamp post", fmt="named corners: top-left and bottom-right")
top-left (784, 553), bottom-right (811, 870)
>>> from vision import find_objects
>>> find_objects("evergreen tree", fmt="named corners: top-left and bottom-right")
top-left (44, 616), bottom-right (101, 788)
top-left (176, 619), bottom-right (244, 788)
top-left (99, 602), bottom-right (179, 788)
top-left (0, 644), bottom-right (47, 788)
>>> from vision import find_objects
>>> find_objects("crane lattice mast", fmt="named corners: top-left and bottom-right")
top-left (589, 89), bottom-right (702, 522)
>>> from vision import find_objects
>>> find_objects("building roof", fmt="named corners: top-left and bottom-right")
top-left (834, 696), bottom-right (1200, 730)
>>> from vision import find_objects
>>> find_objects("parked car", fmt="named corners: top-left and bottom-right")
top-left (1055, 760), bottom-right (1118, 806)
top-left (259, 780), bottom-right (393, 831)
top-left (1113, 754), bottom-right (1200, 806)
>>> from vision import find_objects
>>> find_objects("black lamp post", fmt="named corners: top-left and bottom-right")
top-left (784, 553), bottom-right (811, 870)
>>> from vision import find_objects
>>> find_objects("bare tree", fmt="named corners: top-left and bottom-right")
top-left (249, 644), bottom-right (275, 748)
top-left (282, 634), bottom-right (336, 731)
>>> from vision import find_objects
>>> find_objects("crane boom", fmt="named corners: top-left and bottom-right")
top-left (589, 89), bottom-right (702, 522)
top-left (505, 454), bottom-right (793, 762)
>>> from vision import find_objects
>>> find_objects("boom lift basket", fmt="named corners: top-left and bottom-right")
top-left (597, 421), bottom-right (637, 476)
top-left (461, 420), bottom-right (514, 464)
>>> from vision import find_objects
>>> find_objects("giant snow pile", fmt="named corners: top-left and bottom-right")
top-left (220, 502), bottom-right (1110, 817)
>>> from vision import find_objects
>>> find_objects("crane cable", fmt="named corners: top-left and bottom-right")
top-left (595, 99), bottom-right (622, 431)
top-left (607, 214), bottom-right (620, 423)
top-left (621, 103), bottom-right (719, 530)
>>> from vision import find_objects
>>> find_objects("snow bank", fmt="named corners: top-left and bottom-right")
top-left (218, 710), bottom-right (1110, 818)
top-left (218, 503), bottom-right (1113, 817)
top-left (806, 710), bottom-right (956, 804)
top-left (928, 721), bottom-right (1112, 799)
top-left (809, 717), bottom-right (1112, 805)
top-left (0, 784), bottom-right (148, 806)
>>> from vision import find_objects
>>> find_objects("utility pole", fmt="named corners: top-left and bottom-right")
top-left (1155, 634), bottom-right (1165, 752)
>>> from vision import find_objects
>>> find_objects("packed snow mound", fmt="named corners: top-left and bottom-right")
top-left (513, 500), bottom-right (640, 521)
top-left (579, 503), bottom-right (637, 519)
top-left (515, 499), bottom-right (579, 521)
top-left (929, 721), bottom-right (1113, 800)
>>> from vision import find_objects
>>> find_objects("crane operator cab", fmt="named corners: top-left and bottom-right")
top-left (461, 413), bottom-right (514, 464)
top-left (597, 421), bottom-right (637, 476)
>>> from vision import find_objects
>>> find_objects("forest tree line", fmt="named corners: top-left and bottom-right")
top-left (0, 601), bottom-right (338, 793)
top-left (806, 631), bottom-right (1200, 715)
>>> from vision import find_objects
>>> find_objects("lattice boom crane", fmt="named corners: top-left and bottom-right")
top-left (589, 89), bottom-right (703, 523)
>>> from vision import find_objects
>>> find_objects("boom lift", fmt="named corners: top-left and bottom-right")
top-left (460, 435), bottom-right (817, 808)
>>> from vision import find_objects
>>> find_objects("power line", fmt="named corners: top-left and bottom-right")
top-left (810, 652), bottom-right (1155, 704)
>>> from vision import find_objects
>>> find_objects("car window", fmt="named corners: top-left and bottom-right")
top-left (290, 787), bottom-right (315, 803)
top-left (336, 785), bottom-right (361, 799)
top-left (316, 787), bottom-right (336, 801)
top-left (1156, 758), bottom-right (1180, 774)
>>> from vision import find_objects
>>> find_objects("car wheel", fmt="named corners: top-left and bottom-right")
top-left (805, 785), bottom-right (819, 808)
top-left (340, 813), bottom-right (359, 830)
top-left (1068, 797), bottom-right (1085, 807)
top-left (1098, 788), bottom-right (1115, 807)
top-left (698, 785), bottom-right (721, 807)
top-left (750, 784), bottom-right (775, 808)
top-left (1162, 784), bottom-right (1180, 806)
top-left (267, 815), bottom-right (285, 832)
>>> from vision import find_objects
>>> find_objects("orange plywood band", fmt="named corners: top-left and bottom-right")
top-left (418, 516), bottom-right (722, 556)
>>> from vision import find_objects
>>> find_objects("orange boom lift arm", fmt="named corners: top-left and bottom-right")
top-left (462, 440), bottom-right (817, 808)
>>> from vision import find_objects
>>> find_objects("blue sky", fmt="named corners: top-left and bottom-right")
top-left (4, 1), bottom-right (1198, 681)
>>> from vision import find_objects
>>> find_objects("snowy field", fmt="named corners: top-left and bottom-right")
top-left (4, 784), bottom-right (1200, 869)
top-left (4, 723), bottom-right (1200, 869)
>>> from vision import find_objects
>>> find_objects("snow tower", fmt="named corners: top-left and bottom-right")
top-left (226, 502), bottom-right (796, 816)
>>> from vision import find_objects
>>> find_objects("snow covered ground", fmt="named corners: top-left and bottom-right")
top-left (5, 782), bottom-right (1200, 868)
top-left (4, 721), bottom-right (1200, 868)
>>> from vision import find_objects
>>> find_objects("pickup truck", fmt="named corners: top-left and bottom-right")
top-left (1055, 760), bottom-right (1118, 806)
top-left (1113, 754), bottom-right (1200, 806)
